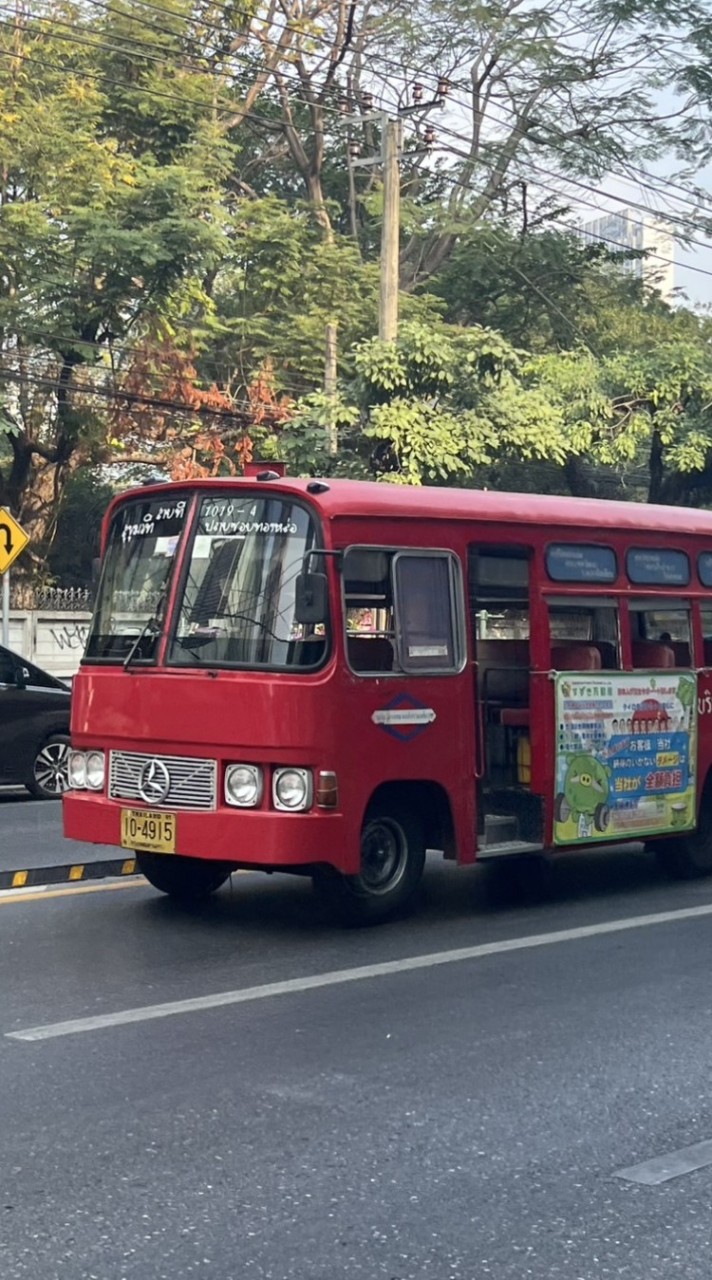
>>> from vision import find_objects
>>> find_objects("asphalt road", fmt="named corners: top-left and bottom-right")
top-left (0, 790), bottom-right (115, 869)
top-left (3, 809), bottom-right (712, 1278)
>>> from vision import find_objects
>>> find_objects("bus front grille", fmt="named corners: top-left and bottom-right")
top-left (108, 751), bottom-right (217, 811)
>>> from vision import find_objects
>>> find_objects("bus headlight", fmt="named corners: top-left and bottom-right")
top-left (225, 764), bottom-right (263, 808)
top-left (273, 768), bottom-right (312, 812)
top-left (68, 750), bottom-right (87, 790)
top-left (85, 751), bottom-right (105, 792)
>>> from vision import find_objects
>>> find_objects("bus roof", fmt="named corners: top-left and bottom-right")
top-left (126, 476), bottom-right (712, 539)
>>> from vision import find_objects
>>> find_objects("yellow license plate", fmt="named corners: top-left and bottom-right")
top-left (121, 808), bottom-right (176, 854)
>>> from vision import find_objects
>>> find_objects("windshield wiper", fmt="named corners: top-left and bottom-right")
top-left (123, 615), bottom-right (161, 670)
top-left (123, 589), bottom-right (168, 670)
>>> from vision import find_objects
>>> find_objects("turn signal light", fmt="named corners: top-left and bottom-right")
top-left (316, 771), bottom-right (338, 809)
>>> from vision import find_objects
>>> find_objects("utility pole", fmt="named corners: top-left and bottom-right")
top-left (379, 119), bottom-right (401, 342)
top-left (343, 79), bottom-right (450, 343)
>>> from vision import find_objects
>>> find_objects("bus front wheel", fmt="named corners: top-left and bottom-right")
top-left (137, 853), bottom-right (232, 901)
top-left (315, 800), bottom-right (426, 926)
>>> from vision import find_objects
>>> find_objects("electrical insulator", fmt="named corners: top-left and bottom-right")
top-left (361, 91), bottom-right (374, 111)
top-left (412, 82), bottom-right (423, 103)
top-left (348, 139), bottom-right (362, 159)
top-left (436, 77), bottom-right (450, 100)
top-left (424, 124), bottom-right (436, 148)
top-left (338, 94), bottom-right (350, 115)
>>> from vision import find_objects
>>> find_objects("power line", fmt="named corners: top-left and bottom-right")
top-left (0, 359), bottom-right (302, 418)
top-left (0, 21), bottom-right (347, 124)
top-left (428, 126), bottom-right (712, 257)
top-left (429, 83), bottom-right (712, 223)
top-left (418, 147), bottom-right (712, 283)
top-left (4, 1), bottom-right (710, 234)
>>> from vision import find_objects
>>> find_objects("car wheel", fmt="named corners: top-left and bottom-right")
top-left (26, 734), bottom-right (71, 799)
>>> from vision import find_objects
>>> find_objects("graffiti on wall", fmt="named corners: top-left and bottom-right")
top-left (47, 622), bottom-right (90, 653)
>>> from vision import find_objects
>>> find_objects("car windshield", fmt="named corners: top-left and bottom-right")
top-left (168, 493), bottom-right (327, 669)
top-left (85, 495), bottom-right (189, 662)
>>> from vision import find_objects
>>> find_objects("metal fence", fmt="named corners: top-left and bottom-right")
top-left (9, 584), bottom-right (93, 611)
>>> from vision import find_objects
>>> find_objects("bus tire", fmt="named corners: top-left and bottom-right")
top-left (654, 780), bottom-right (712, 880)
top-left (136, 853), bottom-right (232, 901)
top-left (654, 832), bottom-right (712, 880)
top-left (315, 800), bottom-right (426, 926)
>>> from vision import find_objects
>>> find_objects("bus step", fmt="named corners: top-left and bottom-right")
top-left (478, 839), bottom-right (544, 860)
top-left (483, 812), bottom-right (519, 844)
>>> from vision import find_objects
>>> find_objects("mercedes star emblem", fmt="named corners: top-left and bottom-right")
top-left (138, 758), bottom-right (171, 806)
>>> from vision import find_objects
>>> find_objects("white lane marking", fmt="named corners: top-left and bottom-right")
top-left (8, 899), bottom-right (712, 1043)
top-left (615, 1138), bottom-right (712, 1185)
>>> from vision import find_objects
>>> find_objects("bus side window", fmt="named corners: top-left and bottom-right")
top-left (393, 553), bottom-right (463, 673)
top-left (630, 603), bottom-right (691, 668)
top-left (701, 608), bottom-right (712, 667)
top-left (548, 602), bottom-right (621, 670)
top-left (468, 546), bottom-right (531, 711)
top-left (343, 548), bottom-right (397, 674)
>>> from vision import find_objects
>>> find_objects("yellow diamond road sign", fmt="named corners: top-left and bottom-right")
top-left (0, 507), bottom-right (29, 575)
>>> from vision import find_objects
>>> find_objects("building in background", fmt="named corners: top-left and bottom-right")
top-left (578, 209), bottom-right (676, 300)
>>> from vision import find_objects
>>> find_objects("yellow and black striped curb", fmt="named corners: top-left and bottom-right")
top-left (0, 859), bottom-right (138, 891)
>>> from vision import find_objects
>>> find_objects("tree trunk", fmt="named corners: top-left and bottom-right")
top-left (564, 457), bottom-right (602, 499)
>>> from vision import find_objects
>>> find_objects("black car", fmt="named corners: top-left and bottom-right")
top-left (0, 644), bottom-right (71, 798)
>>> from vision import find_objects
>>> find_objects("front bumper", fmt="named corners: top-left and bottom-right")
top-left (63, 793), bottom-right (357, 873)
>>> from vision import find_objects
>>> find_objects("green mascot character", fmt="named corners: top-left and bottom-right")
top-left (555, 753), bottom-right (611, 839)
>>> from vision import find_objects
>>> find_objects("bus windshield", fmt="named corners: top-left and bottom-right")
top-left (168, 493), bottom-right (327, 670)
top-left (86, 495), bottom-right (189, 662)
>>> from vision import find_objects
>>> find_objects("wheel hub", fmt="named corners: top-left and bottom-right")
top-left (34, 742), bottom-right (70, 795)
top-left (360, 818), bottom-right (408, 894)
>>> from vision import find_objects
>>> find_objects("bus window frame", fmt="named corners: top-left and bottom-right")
top-left (342, 544), bottom-right (468, 678)
top-left (627, 596), bottom-right (696, 665)
top-left (392, 549), bottom-right (467, 676)
top-left (544, 595), bottom-right (623, 669)
top-left (544, 542), bottom-right (618, 585)
top-left (626, 547), bottom-right (691, 588)
top-left (163, 490), bottom-right (332, 675)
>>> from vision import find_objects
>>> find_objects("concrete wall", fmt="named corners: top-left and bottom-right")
top-left (7, 611), bottom-right (92, 681)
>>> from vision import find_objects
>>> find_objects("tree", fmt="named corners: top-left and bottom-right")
top-left (204, 194), bottom-right (443, 401)
top-left (431, 224), bottom-right (648, 352)
top-left (286, 321), bottom-right (572, 483)
top-left (363, 0), bottom-right (712, 287)
top-left (529, 306), bottom-right (712, 505)
top-left (0, 2), bottom-right (231, 555)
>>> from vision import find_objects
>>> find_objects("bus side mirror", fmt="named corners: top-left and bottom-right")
top-left (294, 571), bottom-right (328, 625)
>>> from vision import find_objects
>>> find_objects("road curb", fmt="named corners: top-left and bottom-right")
top-left (0, 858), bottom-right (138, 890)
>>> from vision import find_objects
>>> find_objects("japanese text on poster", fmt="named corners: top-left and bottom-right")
top-left (554, 671), bottom-right (697, 844)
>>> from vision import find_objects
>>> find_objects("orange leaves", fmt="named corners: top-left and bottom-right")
top-left (246, 360), bottom-right (294, 429)
top-left (109, 340), bottom-right (289, 481)
top-left (169, 430), bottom-right (254, 481)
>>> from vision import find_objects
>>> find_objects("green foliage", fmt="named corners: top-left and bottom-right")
top-left (4, 0), bottom-right (712, 585)
top-left (46, 468), bottom-right (115, 587)
top-left (207, 197), bottom-right (443, 396)
top-left (280, 391), bottom-right (363, 477)
top-left (359, 328), bottom-right (570, 486)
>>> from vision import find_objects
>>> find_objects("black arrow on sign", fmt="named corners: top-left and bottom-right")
top-left (0, 522), bottom-right (14, 556)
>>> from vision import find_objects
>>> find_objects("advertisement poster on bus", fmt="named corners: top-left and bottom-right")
top-left (554, 671), bottom-right (697, 845)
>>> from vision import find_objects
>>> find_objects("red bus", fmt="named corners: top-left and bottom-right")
top-left (64, 474), bottom-right (712, 923)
